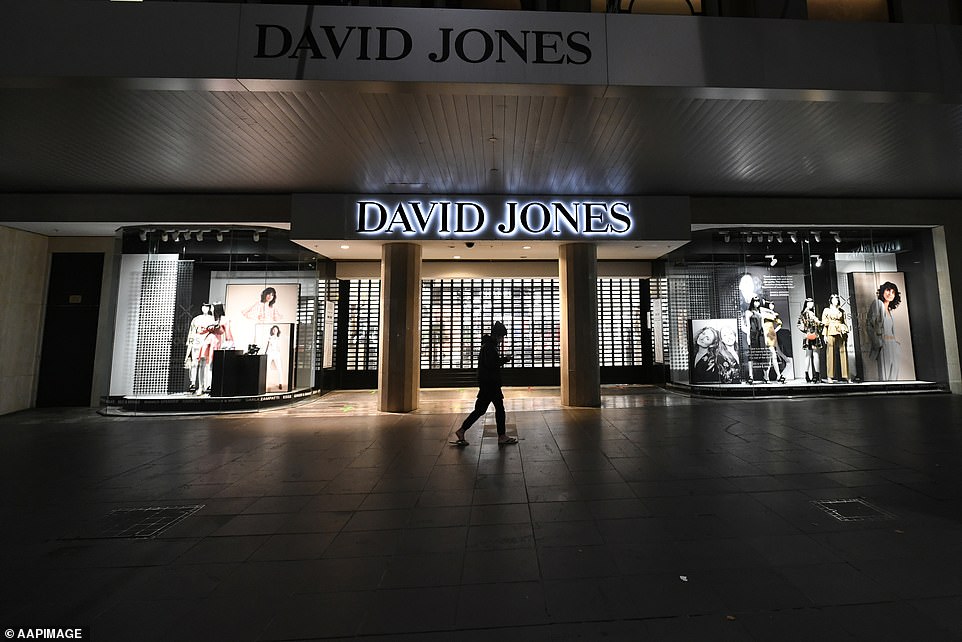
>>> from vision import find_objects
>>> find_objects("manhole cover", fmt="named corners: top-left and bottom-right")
top-left (811, 498), bottom-right (895, 522)
top-left (97, 505), bottom-right (204, 538)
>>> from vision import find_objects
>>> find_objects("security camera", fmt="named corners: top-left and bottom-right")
top-left (465, 242), bottom-right (475, 248)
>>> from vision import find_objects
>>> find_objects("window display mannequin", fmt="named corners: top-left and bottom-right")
top-left (742, 296), bottom-right (766, 384)
top-left (761, 299), bottom-right (786, 383)
top-left (821, 294), bottom-right (850, 382)
top-left (243, 287), bottom-right (282, 322)
top-left (796, 298), bottom-right (823, 383)
top-left (692, 326), bottom-right (719, 383)
top-left (265, 324), bottom-right (284, 391)
top-left (866, 281), bottom-right (902, 381)
top-left (198, 302), bottom-right (234, 394)
top-left (184, 303), bottom-right (215, 393)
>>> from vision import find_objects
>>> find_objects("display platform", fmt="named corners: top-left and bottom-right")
top-left (672, 379), bottom-right (946, 398)
top-left (100, 388), bottom-right (317, 415)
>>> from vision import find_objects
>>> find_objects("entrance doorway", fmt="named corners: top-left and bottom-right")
top-left (36, 253), bottom-right (104, 407)
top-left (323, 276), bottom-right (654, 389)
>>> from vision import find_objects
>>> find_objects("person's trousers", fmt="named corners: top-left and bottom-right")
top-left (460, 394), bottom-right (506, 436)
top-left (825, 334), bottom-right (849, 380)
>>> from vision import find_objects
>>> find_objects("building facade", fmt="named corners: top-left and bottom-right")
top-left (3, 0), bottom-right (962, 414)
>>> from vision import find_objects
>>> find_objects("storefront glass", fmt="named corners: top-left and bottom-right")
top-left (105, 226), bottom-right (319, 412)
top-left (662, 227), bottom-right (946, 394)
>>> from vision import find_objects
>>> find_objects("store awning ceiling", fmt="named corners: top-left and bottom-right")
top-left (2, 83), bottom-right (960, 204)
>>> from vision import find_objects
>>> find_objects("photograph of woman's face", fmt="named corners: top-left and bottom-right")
top-left (720, 326), bottom-right (737, 346)
top-left (696, 328), bottom-right (718, 348)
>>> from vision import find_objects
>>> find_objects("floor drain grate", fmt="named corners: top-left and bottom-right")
top-left (97, 505), bottom-right (204, 538)
top-left (811, 498), bottom-right (895, 522)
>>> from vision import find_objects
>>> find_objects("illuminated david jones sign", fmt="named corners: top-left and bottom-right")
top-left (355, 199), bottom-right (632, 238)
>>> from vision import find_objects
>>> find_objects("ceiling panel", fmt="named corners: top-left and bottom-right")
top-left (2, 84), bottom-right (962, 200)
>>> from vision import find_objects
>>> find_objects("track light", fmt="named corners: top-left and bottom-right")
top-left (745, 233), bottom-right (753, 244)
top-left (756, 233), bottom-right (764, 243)
top-left (253, 232), bottom-right (260, 242)
top-left (776, 233), bottom-right (783, 243)
top-left (196, 231), bottom-right (204, 242)
top-left (216, 232), bottom-right (223, 242)
top-left (172, 232), bottom-right (181, 243)
top-left (139, 230), bottom-right (147, 242)
top-left (812, 231), bottom-right (821, 243)
top-left (813, 254), bottom-right (822, 267)
top-left (722, 232), bottom-right (730, 243)
top-left (832, 231), bottom-right (841, 243)
top-left (161, 232), bottom-right (169, 242)
top-left (766, 254), bottom-right (777, 267)
top-left (789, 232), bottom-right (797, 244)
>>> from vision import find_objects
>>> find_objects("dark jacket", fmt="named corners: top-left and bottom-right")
top-left (477, 333), bottom-right (510, 390)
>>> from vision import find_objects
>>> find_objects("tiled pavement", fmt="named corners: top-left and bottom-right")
top-left (2, 386), bottom-right (961, 641)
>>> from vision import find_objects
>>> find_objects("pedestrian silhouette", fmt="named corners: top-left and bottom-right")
top-left (452, 321), bottom-right (517, 446)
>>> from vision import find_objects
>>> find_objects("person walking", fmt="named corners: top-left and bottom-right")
top-left (453, 321), bottom-right (517, 446)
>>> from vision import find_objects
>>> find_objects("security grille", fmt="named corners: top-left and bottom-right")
top-left (344, 279), bottom-right (381, 371)
top-left (598, 278), bottom-right (646, 366)
top-left (420, 278), bottom-right (561, 369)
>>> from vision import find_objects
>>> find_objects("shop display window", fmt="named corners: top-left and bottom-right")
top-left (662, 227), bottom-right (946, 394)
top-left (108, 227), bottom-right (319, 406)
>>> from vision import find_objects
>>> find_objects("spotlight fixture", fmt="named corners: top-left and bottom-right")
top-left (812, 231), bottom-right (821, 243)
top-left (172, 232), bottom-right (180, 243)
top-left (776, 232), bottom-right (783, 243)
top-left (789, 232), bottom-right (797, 244)
top-left (813, 254), bottom-right (822, 267)
top-left (722, 232), bottom-right (730, 243)
top-left (831, 231), bottom-right (841, 243)
top-left (196, 231), bottom-right (204, 242)
top-left (252, 232), bottom-right (260, 243)
top-left (138, 230), bottom-right (147, 242)
top-left (161, 232), bottom-right (169, 242)
top-left (767, 234), bottom-right (774, 243)
top-left (766, 254), bottom-right (777, 267)
top-left (745, 232), bottom-right (752, 243)
top-left (756, 233), bottom-right (764, 243)
top-left (216, 232), bottom-right (224, 242)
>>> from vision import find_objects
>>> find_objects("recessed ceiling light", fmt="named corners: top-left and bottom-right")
top-left (340, 245), bottom-right (350, 249)
top-left (453, 255), bottom-right (461, 259)
top-left (522, 245), bottom-right (532, 250)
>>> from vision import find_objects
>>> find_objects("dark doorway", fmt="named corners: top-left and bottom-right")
top-left (36, 253), bottom-right (104, 407)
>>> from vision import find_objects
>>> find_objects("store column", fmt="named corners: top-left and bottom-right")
top-left (379, 243), bottom-right (421, 412)
top-left (559, 243), bottom-right (601, 407)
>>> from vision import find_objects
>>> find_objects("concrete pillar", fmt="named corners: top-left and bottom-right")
top-left (933, 225), bottom-right (962, 393)
top-left (559, 243), bottom-right (601, 407)
top-left (378, 243), bottom-right (421, 412)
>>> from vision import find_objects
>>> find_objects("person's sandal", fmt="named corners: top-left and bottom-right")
top-left (451, 428), bottom-right (469, 446)
top-left (497, 436), bottom-right (518, 446)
